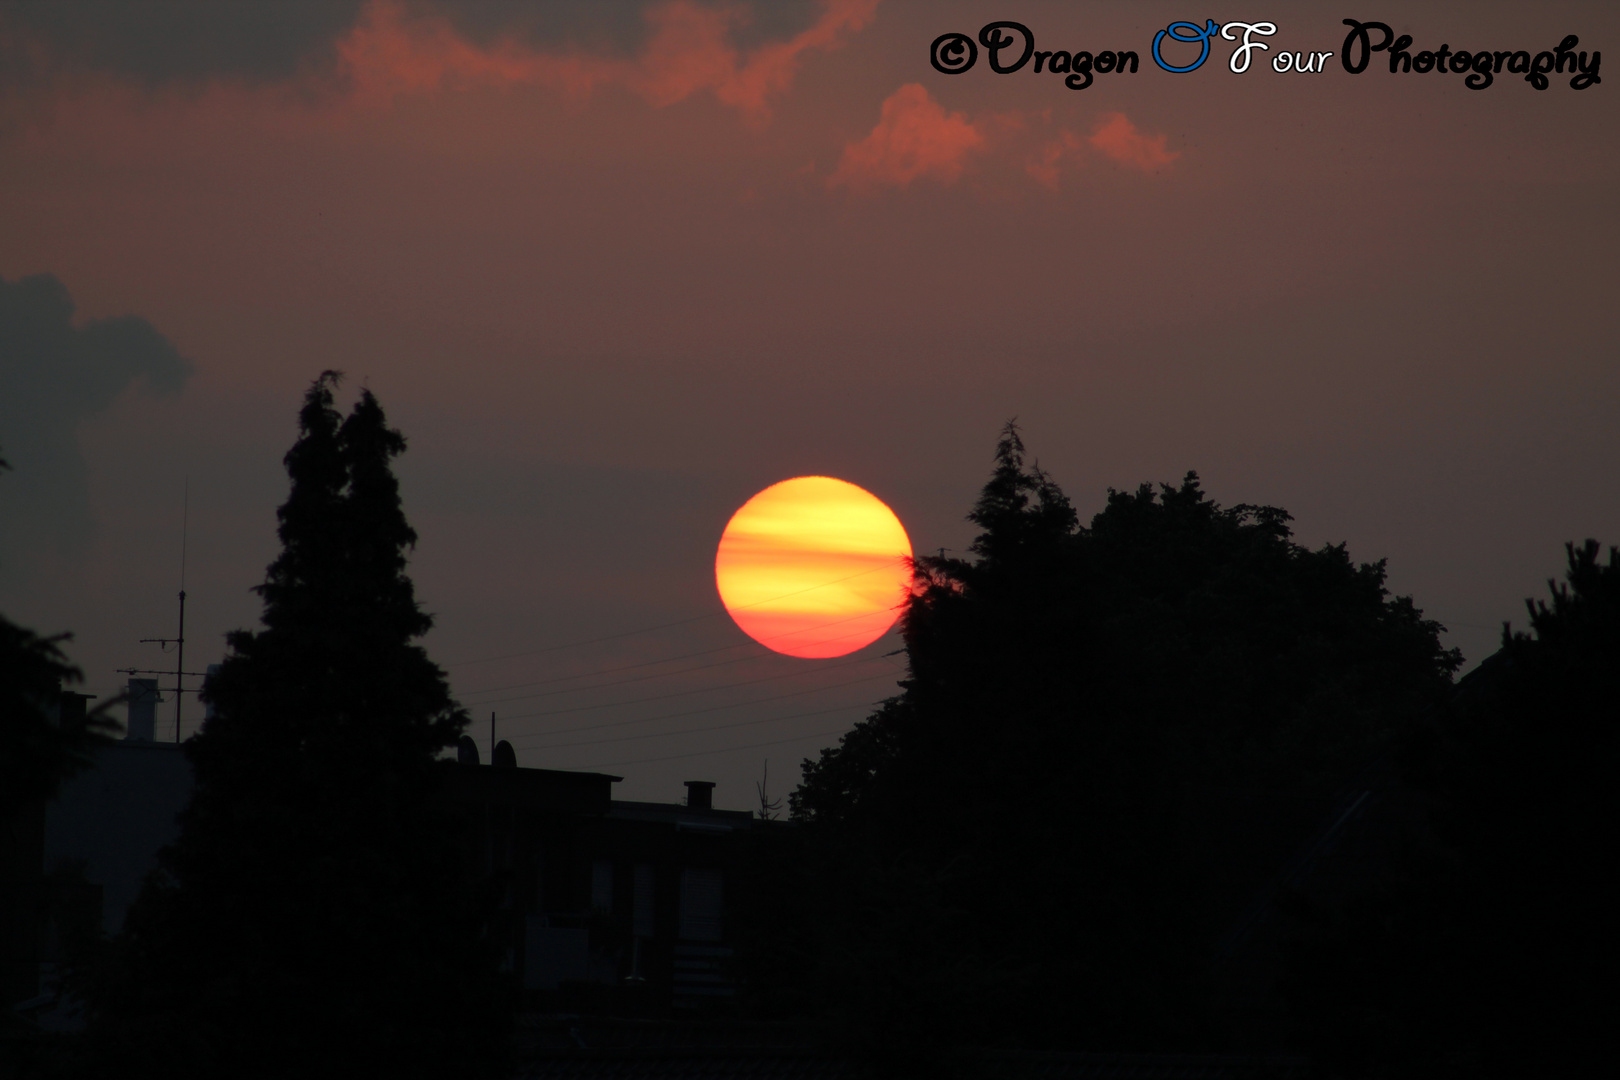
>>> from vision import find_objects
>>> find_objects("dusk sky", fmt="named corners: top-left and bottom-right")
top-left (2, 0), bottom-right (1614, 805)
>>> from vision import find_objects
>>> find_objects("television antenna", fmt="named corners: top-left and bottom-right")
top-left (117, 478), bottom-right (204, 742)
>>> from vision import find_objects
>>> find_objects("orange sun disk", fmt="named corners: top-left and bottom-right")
top-left (715, 477), bottom-right (913, 659)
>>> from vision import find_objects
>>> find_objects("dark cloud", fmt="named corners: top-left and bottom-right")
top-left (0, 0), bottom-right (823, 87)
top-left (426, 0), bottom-right (823, 54)
top-left (0, 0), bottom-right (366, 86)
top-left (0, 273), bottom-right (191, 564)
top-left (417, 0), bottom-right (657, 56)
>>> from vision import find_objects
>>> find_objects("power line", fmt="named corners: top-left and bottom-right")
top-left (499, 659), bottom-right (895, 729)
top-left (484, 652), bottom-right (879, 716)
top-left (442, 557), bottom-right (910, 669)
top-left (518, 689), bottom-right (881, 750)
top-left (568, 724), bottom-right (856, 772)
top-left (460, 606), bottom-right (904, 706)
top-left (445, 612), bottom-right (724, 671)
top-left (465, 646), bottom-right (775, 706)
top-left (521, 700), bottom-right (866, 753)
top-left (460, 602), bottom-right (902, 700)
top-left (502, 667), bottom-right (899, 742)
top-left (461, 640), bottom-right (757, 699)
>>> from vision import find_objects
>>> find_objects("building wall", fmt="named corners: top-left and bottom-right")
top-left (43, 741), bottom-right (193, 935)
top-left (1, 802), bottom-right (46, 1008)
top-left (445, 763), bottom-right (755, 1012)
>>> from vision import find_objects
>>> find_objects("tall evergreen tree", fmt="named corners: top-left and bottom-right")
top-left (90, 375), bottom-right (503, 1078)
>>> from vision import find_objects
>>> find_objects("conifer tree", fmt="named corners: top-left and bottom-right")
top-left (90, 375), bottom-right (503, 1079)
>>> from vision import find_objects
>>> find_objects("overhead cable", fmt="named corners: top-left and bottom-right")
top-left (443, 557), bottom-right (909, 669)
top-left (519, 700), bottom-right (865, 752)
top-left (501, 667), bottom-right (899, 740)
top-left (462, 606), bottom-right (904, 706)
top-left (570, 724), bottom-right (856, 771)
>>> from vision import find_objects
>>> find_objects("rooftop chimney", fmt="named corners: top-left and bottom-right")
top-left (57, 688), bottom-right (92, 727)
top-left (684, 780), bottom-right (715, 810)
top-left (125, 678), bottom-right (158, 742)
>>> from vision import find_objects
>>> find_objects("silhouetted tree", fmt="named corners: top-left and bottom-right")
top-left (88, 376), bottom-right (505, 1078)
top-left (1289, 540), bottom-right (1617, 1078)
top-left (0, 450), bottom-right (117, 822)
top-left (0, 620), bottom-right (110, 826)
top-left (783, 425), bottom-right (1460, 1066)
top-left (2, 451), bottom-right (117, 1066)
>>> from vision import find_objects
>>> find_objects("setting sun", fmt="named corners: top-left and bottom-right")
top-left (715, 477), bottom-right (913, 658)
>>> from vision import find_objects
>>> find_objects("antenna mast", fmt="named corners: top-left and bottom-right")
top-left (176, 478), bottom-right (188, 741)
top-left (120, 480), bottom-right (201, 742)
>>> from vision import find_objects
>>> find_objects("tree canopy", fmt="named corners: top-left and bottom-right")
top-left (0, 450), bottom-right (116, 823)
top-left (89, 375), bottom-right (503, 1079)
top-left (782, 426), bottom-right (1461, 1061)
top-left (1288, 539), bottom-right (1618, 1078)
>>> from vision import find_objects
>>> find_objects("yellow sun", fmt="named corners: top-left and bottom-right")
top-left (715, 477), bottom-right (913, 659)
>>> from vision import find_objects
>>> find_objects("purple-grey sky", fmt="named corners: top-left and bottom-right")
top-left (2, 0), bottom-right (1615, 805)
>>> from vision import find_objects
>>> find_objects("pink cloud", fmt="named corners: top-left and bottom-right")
top-left (1026, 130), bottom-right (1085, 190)
top-left (829, 84), bottom-right (985, 190)
top-left (1088, 112), bottom-right (1179, 172)
top-left (334, 0), bottom-right (878, 121)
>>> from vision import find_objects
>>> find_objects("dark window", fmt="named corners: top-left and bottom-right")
top-left (590, 860), bottom-right (613, 913)
top-left (633, 864), bottom-right (655, 938)
top-left (678, 868), bottom-right (723, 942)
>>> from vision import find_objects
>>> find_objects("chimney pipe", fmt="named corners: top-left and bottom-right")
top-left (57, 688), bottom-right (92, 727)
top-left (125, 678), bottom-right (158, 742)
top-left (684, 781), bottom-right (715, 810)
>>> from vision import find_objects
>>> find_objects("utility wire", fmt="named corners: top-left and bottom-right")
top-left (462, 606), bottom-right (903, 706)
top-left (500, 660), bottom-right (895, 730)
top-left (461, 602), bottom-right (900, 700)
top-left (503, 668), bottom-right (897, 744)
top-left (466, 648), bottom-right (781, 708)
top-left (520, 700), bottom-right (866, 753)
top-left (571, 724), bottom-right (856, 772)
top-left (446, 612), bottom-right (722, 671)
top-left (509, 679), bottom-right (886, 749)
top-left (461, 640), bottom-right (758, 699)
top-left (443, 557), bottom-right (909, 669)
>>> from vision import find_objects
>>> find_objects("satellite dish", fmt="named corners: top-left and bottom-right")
top-left (457, 734), bottom-right (480, 765)
top-left (493, 740), bottom-right (517, 769)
